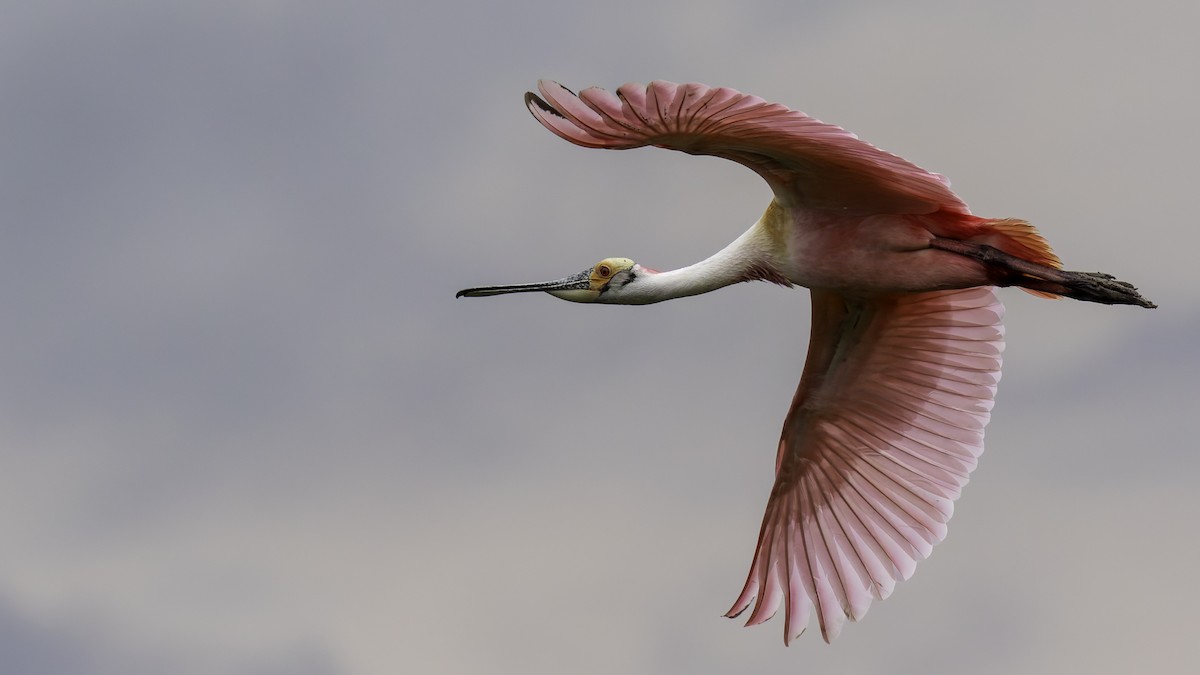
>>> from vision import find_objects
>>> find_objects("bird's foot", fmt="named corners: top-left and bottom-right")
top-left (929, 238), bottom-right (1156, 308)
top-left (1055, 269), bottom-right (1157, 308)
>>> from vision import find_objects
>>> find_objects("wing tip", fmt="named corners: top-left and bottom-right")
top-left (523, 89), bottom-right (564, 120)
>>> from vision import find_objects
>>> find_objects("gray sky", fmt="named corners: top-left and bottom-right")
top-left (2, 1), bottom-right (1197, 673)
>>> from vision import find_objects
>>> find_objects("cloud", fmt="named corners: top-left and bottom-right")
top-left (0, 593), bottom-right (342, 675)
top-left (0, 0), bottom-right (1194, 673)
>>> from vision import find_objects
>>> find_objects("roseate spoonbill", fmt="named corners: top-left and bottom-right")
top-left (457, 80), bottom-right (1155, 644)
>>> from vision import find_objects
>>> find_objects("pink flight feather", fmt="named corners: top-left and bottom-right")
top-left (521, 81), bottom-right (1011, 643)
top-left (526, 80), bottom-right (968, 216)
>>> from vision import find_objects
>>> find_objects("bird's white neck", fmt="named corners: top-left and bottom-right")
top-left (611, 214), bottom-right (786, 305)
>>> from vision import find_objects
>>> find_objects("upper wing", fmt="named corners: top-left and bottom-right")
top-left (526, 80), bottom-right (969, 216)
top-left (726, 286), bottom-right (1004, 643)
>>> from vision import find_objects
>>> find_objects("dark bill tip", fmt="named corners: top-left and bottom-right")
top-left (456, 269), bottom-right (592, 299)
top-left (455, 286), bottom-right (534, 298)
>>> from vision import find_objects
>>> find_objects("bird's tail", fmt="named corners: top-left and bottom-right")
top-left (924, 212), bottom-right (1155, 308)
top-left (981, 218), bottom-right (1155, 307)
top-left (982, 218), bottom-right (1062, 299)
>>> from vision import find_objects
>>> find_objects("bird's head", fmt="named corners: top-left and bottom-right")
top-left (457, 257), bottom-right (648, 304)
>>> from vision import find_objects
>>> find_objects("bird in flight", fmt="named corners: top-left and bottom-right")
top-left (457, 80), bottom-right (1155, 644)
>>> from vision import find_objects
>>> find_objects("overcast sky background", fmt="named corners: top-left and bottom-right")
top-left (1, 1), bottom-right (1197, 673)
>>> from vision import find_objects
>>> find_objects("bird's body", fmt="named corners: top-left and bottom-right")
top-left (686, 203), bottom-right (1007, 295)
top-left (458, 80), bottom-right (1154, 644)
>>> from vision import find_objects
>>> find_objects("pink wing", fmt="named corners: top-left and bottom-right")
top-left (526, 80), bottom-right (968, 215)
top-left (726, 287), bottom-right (1004, 643)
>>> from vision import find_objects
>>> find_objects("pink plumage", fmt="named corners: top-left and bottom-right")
top-left (459, 80), bottom-right (1153, 644)
top-left (527, 79), bottom-right (968, 215)
top-left (727, 287), bottom-right (1003, 643)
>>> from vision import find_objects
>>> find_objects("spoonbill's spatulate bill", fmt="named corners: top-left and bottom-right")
top-left (457, 80), bottom-right (1155, 644)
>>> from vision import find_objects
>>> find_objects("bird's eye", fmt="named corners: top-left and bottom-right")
top-left (597, 264), bottom-right (612, 278)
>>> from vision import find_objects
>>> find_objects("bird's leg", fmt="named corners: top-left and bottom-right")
top-left (929, 238), bottom-right (1157, 308)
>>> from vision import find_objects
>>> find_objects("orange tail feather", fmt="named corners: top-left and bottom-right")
top-left (983, 218), bottom-right (1062, 299)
